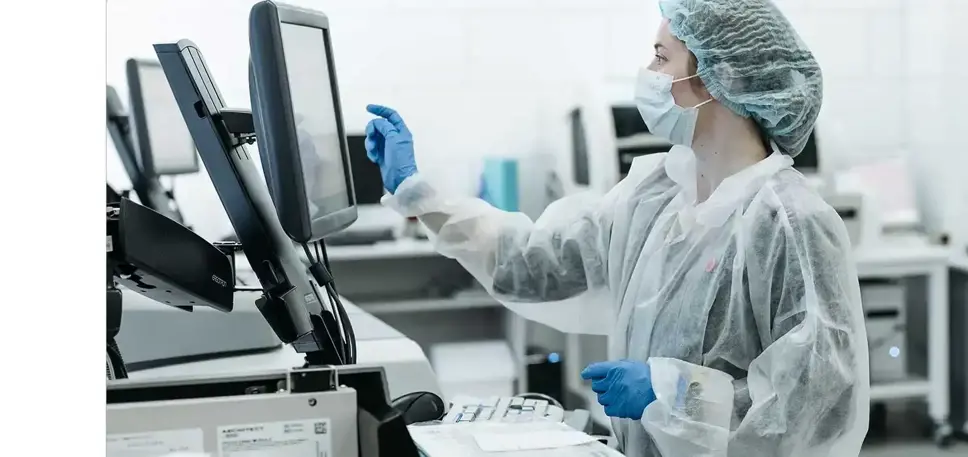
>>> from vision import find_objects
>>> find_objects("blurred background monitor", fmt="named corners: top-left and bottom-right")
top-left (345, 133), bottom-right (384, 206)
top-left (570, 108), bottom-right (590, 187)
top-left (610, 105), bottom-right (649, 138)
top-left (793, 129), bottom-right (819, 174)
top-left (126, 59), bottom-right (199, 177)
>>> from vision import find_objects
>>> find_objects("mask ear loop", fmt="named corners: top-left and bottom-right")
top-left (692, 98), bottom-right (714, 109)
top-left (671, 74), bottom-right (715, 110)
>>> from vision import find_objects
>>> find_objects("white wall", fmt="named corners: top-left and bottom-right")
top-left (107, 0), bottom-right (966, 241)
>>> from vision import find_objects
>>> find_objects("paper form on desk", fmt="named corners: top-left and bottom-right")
top-left (473, 428), bottom-right (597, 451)
top-left (408, 421), bottom-right (622, 456)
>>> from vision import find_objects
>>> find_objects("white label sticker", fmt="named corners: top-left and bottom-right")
top-left (107, 235), bottom-right (114, 252)
top-left (107, 428), bottom-right (204, 456)
top-left (217, 419), bottom-right (331, 457)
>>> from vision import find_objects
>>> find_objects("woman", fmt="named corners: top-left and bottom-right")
top-left (364, 0), bottom-right (869, 455)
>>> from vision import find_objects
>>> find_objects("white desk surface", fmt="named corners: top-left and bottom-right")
top-left (232, 239), bottom-right (439, 272)
top-left (129, 339), bottom-right (414, 379)
top-left (241, 237), bottom-right (958, 272)
top-left (326, 239), bottom-right (438, 261)
top-left (853, 237), bottom-right (952, 277)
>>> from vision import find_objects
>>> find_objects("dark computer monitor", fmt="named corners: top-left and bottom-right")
top-left (126, 59), bottom-right (200, 177)
top-left (345, 133), bottom-right (385, 205)
top-left (154, 3), bottom-right (354, 365)
top-left (793, 129), bottom-right (820, 173)
top-left (249, 3), bottom-right (357, 243)
top-left (611, 105), bottom-right (650, 138)
top-left (570, 108), bottom-right (590, 186)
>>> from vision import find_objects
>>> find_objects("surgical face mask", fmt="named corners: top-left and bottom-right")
top-left (634, 68), bottom-right (713, 147)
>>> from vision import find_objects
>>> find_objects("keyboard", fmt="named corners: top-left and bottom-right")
top-left (442, 396), bottom-right (565, 424)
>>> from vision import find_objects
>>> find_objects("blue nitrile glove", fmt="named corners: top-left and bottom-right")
top-left (581, 359), bottom-right (656, 420)
top-left (364, 104), bottom-right (418, 194)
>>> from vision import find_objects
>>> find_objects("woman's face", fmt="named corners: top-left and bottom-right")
top-left (647, 19), bottom-right (709, 109)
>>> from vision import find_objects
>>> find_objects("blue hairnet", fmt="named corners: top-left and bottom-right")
top-left (659, 0), bottom-right (822, 156)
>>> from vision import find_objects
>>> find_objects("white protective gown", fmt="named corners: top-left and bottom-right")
top-left (383, 146), bottom-right (870, 456)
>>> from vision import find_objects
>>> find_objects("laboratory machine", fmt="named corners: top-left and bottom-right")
top-left (108, 3), bottom-right (429, 455)
top-left (107, 65), bottom-right (279, 375)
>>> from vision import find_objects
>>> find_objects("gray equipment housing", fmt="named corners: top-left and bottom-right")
top-left (107, 367), bottom-right (358, 456)
top-left (116, 290), bottom-right (281, 371)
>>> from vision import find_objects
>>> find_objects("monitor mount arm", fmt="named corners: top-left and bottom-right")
top-left (211, 107), bottom-right (353, 367)
top-left (218, 108), bottom-right (257, 146)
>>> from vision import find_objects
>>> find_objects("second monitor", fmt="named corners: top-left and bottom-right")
top-left (126, 59), bottom-right (199, 178)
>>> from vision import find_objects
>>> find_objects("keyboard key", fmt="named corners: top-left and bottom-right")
top-left (495, 397), bottom-right (512, 417)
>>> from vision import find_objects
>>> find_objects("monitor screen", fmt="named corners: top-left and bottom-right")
top-left (280, 23), bottom-right (350, 219)
top-left (571, 109), bottom-right (590, 186)
top-left (611, 105), bottom-right (650, 138)
top-left (793, 129), bottom-right (819, 172)
top-left (134, 63), bottom-right (198, 175)
top-left (345, 134), bottom-right (384, 205)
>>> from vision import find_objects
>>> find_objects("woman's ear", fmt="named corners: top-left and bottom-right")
top-left (686, 53), bottom-right (710, 99)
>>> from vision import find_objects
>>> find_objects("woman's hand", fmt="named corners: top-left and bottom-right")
top-left (581, 359), bottom-right (656, 420)
top-left (364, 104), bottom-right (418, 194)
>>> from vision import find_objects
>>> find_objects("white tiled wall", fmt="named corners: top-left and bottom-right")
top-left (106, 0), bottom-right (965, 241)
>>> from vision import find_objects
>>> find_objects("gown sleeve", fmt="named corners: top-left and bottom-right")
top-left (381, 154), bottom-right (670, 335)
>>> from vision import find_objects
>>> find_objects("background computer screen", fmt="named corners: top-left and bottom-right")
top-left (793, 129), bottom-right (819, 172)
top-left (345, 134), bottom-right (384, 205)
top-left (570, 109), bottom-right (590, 186)
top-left (280, 22), bottom-right (350, 218)
top-left (134, 63), bottom-right (198, 175)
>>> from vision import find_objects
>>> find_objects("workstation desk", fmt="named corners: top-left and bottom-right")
top-left (130, 299), bottom-right (442, 401)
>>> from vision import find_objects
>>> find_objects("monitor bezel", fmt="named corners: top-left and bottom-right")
top-left (569, 108), bottom-right (590, 186)
top-left (126, 58), bottom-right (200, 178)
top-left (249, 1), bottom-right (357, 244)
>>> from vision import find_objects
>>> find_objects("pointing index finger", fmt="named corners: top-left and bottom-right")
top-left (581, 361), bottom-right (618, 380)
top-left (366, 104), bottom-right (409, 134)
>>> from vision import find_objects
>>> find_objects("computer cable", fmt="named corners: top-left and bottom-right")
top-left (516, 392), bottom-right (563, 409)
top-left (302, 242), bottom-right (357, 364)
top-left (301, 243), bottom-right (349, 365)
top-left (316, 240), bottom-right (356, 363)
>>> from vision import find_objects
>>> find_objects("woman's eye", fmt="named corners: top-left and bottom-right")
top-left (653, 54), bottom-right (667, 63)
